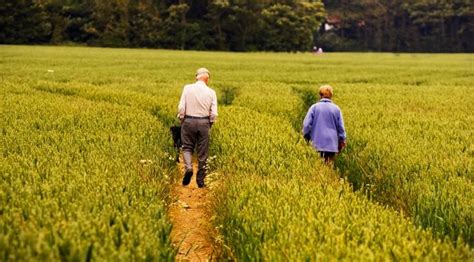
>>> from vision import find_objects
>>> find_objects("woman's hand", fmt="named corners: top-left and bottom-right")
top-left (303, 133), bottom-right (311, 143)
top-left (338, 141), bottom-right (346, 151)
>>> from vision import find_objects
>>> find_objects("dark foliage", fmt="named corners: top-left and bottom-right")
top-left (0, 0), bottom-right (472, 52)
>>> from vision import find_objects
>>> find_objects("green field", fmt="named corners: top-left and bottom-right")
top-left (1, 45), bottom-right (473, 260)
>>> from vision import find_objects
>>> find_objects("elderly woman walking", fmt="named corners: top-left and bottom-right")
top-left (302, 85), bottom-right (346, 165)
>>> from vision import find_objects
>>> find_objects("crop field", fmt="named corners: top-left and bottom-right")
top-left (1, 45), bottom-right (473, 260)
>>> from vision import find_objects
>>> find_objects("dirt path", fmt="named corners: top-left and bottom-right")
top-left (169, 159), bottom-right (217, 261)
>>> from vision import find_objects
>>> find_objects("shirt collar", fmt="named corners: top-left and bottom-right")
top-left (320, 98), bottom-right (332, 103)
top-left (196, 80), bottom-right (207, 86)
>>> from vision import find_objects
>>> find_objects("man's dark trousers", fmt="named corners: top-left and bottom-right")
top-left (181, 117), bottom-right (210, 186)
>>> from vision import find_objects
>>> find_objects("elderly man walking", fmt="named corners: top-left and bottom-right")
top-left (178, 68), bottom-right (218, 188)
top-left (303, 85), bottom-right (346, 165)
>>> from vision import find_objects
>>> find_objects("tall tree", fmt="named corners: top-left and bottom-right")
top-left (405, 0), bottom-right (473, 52)
top-left (261, 1), bottom-right (325, 51)
top-left (128, 0), bottom-right (163, 47)
top-left (320, 0), bottom-right (473, 52)
top-left (0, 0), bottom-right (51, 44)
top-left (207, 0), bottom-right (230, 50)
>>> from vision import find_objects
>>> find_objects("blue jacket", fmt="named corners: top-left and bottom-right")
top-left (303, 98), bottom-right (346, 152)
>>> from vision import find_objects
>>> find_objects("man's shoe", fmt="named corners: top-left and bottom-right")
top-left (182, 170), bottom-right (193, 186)
top-left (196, 168), bottom-right (206, 188)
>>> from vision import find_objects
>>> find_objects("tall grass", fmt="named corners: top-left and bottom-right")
top-left (1, 46), bottom-right (472, 259)
top-left (209, 107), bottom-right (471, 260)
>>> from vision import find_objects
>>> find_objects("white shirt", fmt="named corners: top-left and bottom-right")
top-left (178, 80), bottom-right (218, 122)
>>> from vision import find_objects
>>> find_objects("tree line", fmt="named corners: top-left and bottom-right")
top-left (321, 0), bottom-right (473, 52)
top-left (1, 0), bottom-right (472, 52)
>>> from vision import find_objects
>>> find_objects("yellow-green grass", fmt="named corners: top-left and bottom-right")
top-left (209, 107), bottom-right (471, 259)
top-left (1, 45), bottom-right (472, 260)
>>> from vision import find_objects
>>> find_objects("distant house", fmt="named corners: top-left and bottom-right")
top-left (323, 15), bottom-right (366, 31)
top-left (323, 16), bottom-right (341, 32)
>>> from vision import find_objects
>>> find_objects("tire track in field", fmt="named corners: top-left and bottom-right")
top-left (169, 157), bottom-right (217, 261)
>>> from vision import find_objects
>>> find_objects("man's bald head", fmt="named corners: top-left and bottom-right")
top-left (195, 67), bottom-right (210, 84)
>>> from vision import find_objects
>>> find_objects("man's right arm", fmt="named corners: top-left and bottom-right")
top-left (178, 86), bottom-right (187, 120)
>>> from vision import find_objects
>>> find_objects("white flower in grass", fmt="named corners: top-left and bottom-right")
top-left (139, 159), bottom-right (153, 165)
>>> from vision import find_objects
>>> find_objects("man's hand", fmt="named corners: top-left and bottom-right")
top-left (303, 133), bottom-right (311, 143)
top-left (338, 141), bottom-right (346, 151)
top-left (177, 114), bottom-right (184, 125)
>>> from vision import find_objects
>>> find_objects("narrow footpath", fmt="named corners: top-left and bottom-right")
top-left (169, 159), bottom-right (217, 261)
